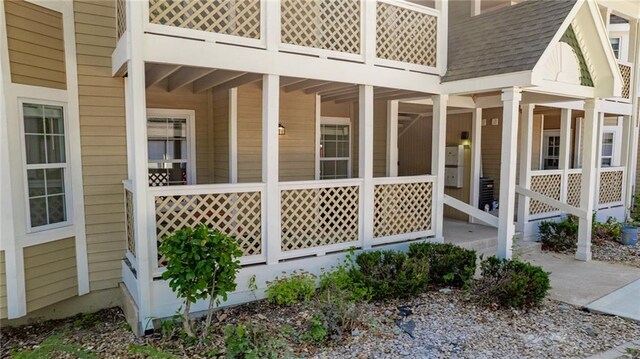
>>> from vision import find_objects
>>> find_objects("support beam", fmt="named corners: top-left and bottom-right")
top-left (193, 70), bottom-right (244, 93)
top-left (516, 104), bottom-right (534, 233)
top-left (432, 94), bottom-right (448, 241)
top-left (359, 85), bottom-right (375, 248)
top-left (167, 67), bottom-right (215, 92)
top-left (304, 82), bottom-right (352, 94)
top-left (559, 108), bottom-right (572, 204)
top-left (386, 100), bottom-right (398, 177)
top-left (263, 74), bottom-right (281, 265)
top-left (283, 79), bottom-right (329, 93)
top-left (212, 73), bottom-right (262, 93)
top-left (145, 64), bottom-right (182, 88)
top-left (577, 99), bottom-right (599, 261)
top-left (625, 19), bottom-right (640, 208)
top-left (469, 108), bottom-right (482, 224)
top-left (229, 88), bottom-right (238, 183)
top-left (497, 87), bottom-right (522, 259)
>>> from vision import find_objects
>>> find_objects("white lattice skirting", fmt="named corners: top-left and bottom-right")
top-left (373, 181), bottom-right (432, 238)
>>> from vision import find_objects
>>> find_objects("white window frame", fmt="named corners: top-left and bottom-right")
top-left (600, 123), bottom-right (621, 167)
top-left (18, 99), bottom-right (73, 233)
top-left (317, 117), bottom-right (352, 180)
top-left (146, 108), bottom-right (197, 186)
top-left (609, 37), bottom-right (621, 59)
top-left (541, 130), bottom-right (561, 170)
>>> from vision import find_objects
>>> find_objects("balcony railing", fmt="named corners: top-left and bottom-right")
top-left (117, 0), bottom-right (441, 73)
top-left (618, 61), bottom-right (632, 100)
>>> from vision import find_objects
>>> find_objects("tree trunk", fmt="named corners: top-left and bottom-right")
top-left (182, 301), bottom-right (195, 337)
top-left (202, 268), bottom-right (218, 337)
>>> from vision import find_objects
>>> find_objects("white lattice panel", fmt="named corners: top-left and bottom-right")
top-left (155, 191), bottom-right (262, 266)
top-left (148, 0), bottom-right (261, 39)
top-left (149, 172), bottom-right (169, 187)
top-left (116, 0), bottom-right (127, 40)
top-left (280, 0), bottom-right (361, 54)
top-left (281, 186), bottom-right (359, 251)
top-left (529, 174), bottom-right (562, 215)
top-left (376, 2), bottom-right (437, 67)
top-left (599, 170), bottom-right (623, 204)
top-left (373, 182), bottom-right (432, 238)
top-left (566, 173), bottom-right (582, 208)
top-left (125, 189), bottom-right (135, 256)
top-left (619, 63), bottom-right (631, 99)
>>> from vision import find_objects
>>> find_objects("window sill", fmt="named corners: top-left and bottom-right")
top-left (22, 224), bottom-right (75, 248)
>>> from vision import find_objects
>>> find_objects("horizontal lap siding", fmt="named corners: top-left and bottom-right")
top-left (24, 238), bottom-right (78, 313)
top-left (0, 251), bottom-right (6, 318)
top-left (74, 0), bottom-right (127, 291)
top-left (237, 85), bottom-right (263, 182)
top-left (213, 89), bottom-right (230, 183)
top-left (5, 0), bottom-right (66, 89)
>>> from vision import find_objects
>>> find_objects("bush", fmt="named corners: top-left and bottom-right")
top-left (592, 217), bottom-right (621, 244)
top-left (306, 296), bottom-right (362, 343)
top-left (266, 272), bottom-right (316, 306)
top-left (318, 253), bottom-right (372, 303)
top-left (353, 250), bottom-right (429, 300)
top-left (539, 216), bottom-right (578, 253)
top-left (472, 256), bottom-right (550, 309)
top-left (408, 242), bottom-right (476, 288)
top-left (224, 323), bottom-right (286, 359)
top-left (302, 314), bottom-right (328, 345)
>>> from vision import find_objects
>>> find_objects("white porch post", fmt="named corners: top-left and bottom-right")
top-left (516, 104), bottom-right (534, 234)
top-left (497, 88), bottom-right (522, 259)
top-left (124, 0), bottom-right (152, 333)
top-left (577, 99), bottom-right (599, 261)
top-left (594, 113), bottom-right (604, 208)
top-left (386, 100), bottom-right (398, 177)
top-left (432, 94), bottom-right (448, 241)
top-left (621, 115), bottom-right (632, 213)
top-left (559, 108), bottom-right (572, 204)
top-left (625, 19), bottom-right (640, 207)
top-left (360, 85), bottom-right (375, 248)
top-left (469, 107), bottom-right (482, 224)
top-left (263, 74), bottom-right (281, 265)
top-left (229, 88), bottom-right (238, 183)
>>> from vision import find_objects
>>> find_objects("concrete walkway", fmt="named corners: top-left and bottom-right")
top-left (520, 250), bottom-right (640, 319)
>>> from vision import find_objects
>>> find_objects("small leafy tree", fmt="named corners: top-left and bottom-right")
top-left (158, 224), bottom-right (242, 337)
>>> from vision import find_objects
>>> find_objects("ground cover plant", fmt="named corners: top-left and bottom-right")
top-left (408, 242), bottom-right (476, 288)
top-left (266, 272), bottom-right (316, 306)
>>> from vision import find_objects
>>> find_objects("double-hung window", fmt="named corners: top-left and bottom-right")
top-left (610, 37), bottom-right (620, 59)
top-left (22, 102), bottom-right (70, 230)
top-left (601, 132), bottom-right (614, 167)
top-left (542, 132), bottom-right (561, 170)
top-left (319, 118), bottom-right (351, 180)
top-left (147, 111), bottom-right (194, 186)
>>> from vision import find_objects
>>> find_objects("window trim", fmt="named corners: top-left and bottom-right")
top-left (146, 108), bottom-right (197, 186)
top-left (541, 130), bottom-right (561, 170)
top-left (18, 99), bottom-right (73, 233)
top-left (318, 116), bottom-right (352, 180)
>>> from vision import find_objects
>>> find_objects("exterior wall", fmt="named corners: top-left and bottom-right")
top-left (480, 108), bottom-right (503, 201)
top-left (5, 0), bottom-right (66, 89)
top-left (0, 251), bottom-right (6, 318)
top-left (444, 113), bottom-right (472, 220)
top-left (352, 99), bottom-right (388, 178)
top-left (399, 115), bottom-right (432, 176)
top-left (213, 89), bottom-right (230, 183)
top-left (236, 84), bottom-right (262, 182)
top-left (24, 238), bottom-right (78, 313)
top-left (74, 0), bottom-right (126, 292)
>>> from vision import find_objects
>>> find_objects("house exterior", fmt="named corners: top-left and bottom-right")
top-left (0, 0), bottom-right (638, 334)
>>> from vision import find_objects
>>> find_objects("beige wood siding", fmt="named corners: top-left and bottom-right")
top-left (146, 84), bottom-right (213, 183)
top-left (398, 115), bottom-right (432, 176)
top-left (236, 84), bottom-right (263, 182)
top-left (74, 0), bottom-right (127, 291)
top-left (444, 113), bottom-right (472, 221)
top-left (351, 100), bottom-right (388, 178)
top-left (0, 251), bottom-right (6, 319)
top-left (5, 0), bottom-right (66, 89)
top-left (480, 108), bottom-right (503, 199)
top-left (24, 238), bottom-right (78, 313)
top-left (213, 89), bottom-right (230, 183)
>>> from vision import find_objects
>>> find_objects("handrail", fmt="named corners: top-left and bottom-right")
top-left (443, 195), bottom-right (498, 228)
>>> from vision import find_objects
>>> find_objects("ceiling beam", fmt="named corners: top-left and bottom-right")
top-left (279, 77), bottom-right (306, 87)
top-left (193, 70), bottom-right (245, 93)
top-left (319, 86), bottom-right (358, 97)
top-left (212, 73), bottom-right (263, 93)
top-left (304, 82), bottom-right (353, 94)
top-left (168, 67), bottom-right (216, 92)
top-left (334, 90), bottom-right (426, 104)
top-left (283, 79), bottom-right (330, 92)
top-left (146, 64), bottom-right (182, 88)
top-left (321, 88), bottom-right (360, 102)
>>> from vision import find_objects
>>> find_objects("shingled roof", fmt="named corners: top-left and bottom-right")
top-left (443, 0), bottom-right (577, 82)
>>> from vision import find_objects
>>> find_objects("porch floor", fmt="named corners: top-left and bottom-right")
top-left (443, 218), bottom-right (498, 255)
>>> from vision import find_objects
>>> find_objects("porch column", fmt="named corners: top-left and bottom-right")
top-left (625, 19), bottom-right (640, 207)
top-left (621, 115), bottom-right (633, 211)
top-left (559, 108), bottom-right (572, 203)
top-left (124, 0), bottom-right (152, 333)
top-left (577, 99), bottom-right (599, 261)
top-left (432, 94), bottom-right (448, 241)
top-left (229, 88), bottom-right (238, 183)
top-left (497, 88), bottom-right (522, 259)
top-left (516, 104), bottom-right (534, 234)
top-left (469, 107), bottom-right (482, 224)
top-left (593, 113), bottom-right (604, 207)
top-left (386, 100), bottom-right (399, 177)
top-left (360, 85), bottom-right (375, 248)
top-left (263, 74), bottom-right (281, 264)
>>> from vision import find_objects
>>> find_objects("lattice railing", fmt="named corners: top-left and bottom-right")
top-left (148, 0), bottom-right (261, 39)
top-left (125, 188), bottom-right (135, 256)
top-left (376, 0), bottom-right (438, 68)
top-left (566, 171), bottom-right (582, 208)
top-left (599, 169), bottom-right (624, 204)
top-left (280, 0), bottom-right (361, 55)
top-left (281, 183), bottom-right (359, 252)
top-left (116, 0), bottom-right (127, 40)
top-left (154, 189), bottom-right (263, 266)
top-left (619, 62), bottom-right (631, 99)
top-left (529, 172), bottom-right (562, 215)
top-left (373, 179), bottom-right (432, 238)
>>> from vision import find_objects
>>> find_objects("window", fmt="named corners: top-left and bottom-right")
top-left (610, 37), bottom-right (620, 59)
top-left (147, 114), bottom-right (193, 186)
top-left (542, 133), bottom-right (560, 170)
top-left (601, 132), bottom-right (614, 167)
top-left (319, 118), bottom-right (351, 180)
top-left (22, 102), bottom-right (70, 230)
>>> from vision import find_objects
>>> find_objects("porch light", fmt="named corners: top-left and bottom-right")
top-left (460, 131), bottom-right (470, 148)
top-left (278, 123), bottom-right (286, 136)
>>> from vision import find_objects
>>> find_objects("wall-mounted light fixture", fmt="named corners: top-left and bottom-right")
top-left (460, 131), bottom-right (470, 148)
top-left (278, 123), bottom-right (286, 136)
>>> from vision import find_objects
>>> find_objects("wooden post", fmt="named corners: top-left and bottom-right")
top-left (625, 19), bottom-right (640, 208)
top-left (559, 108), bottom-right (572, 204)
top-left (360, 85), bottom-right (375, 248)
top-left (386, 100), bottom-right (398, 177)
top-left (263, 74), bottom-right (281, 264)
top-left (432, 94), bottom-right (448, 241)
top-left (229, 88), bottom-right (238, 183)
top-left (497, 88), bottom-right (522, 259)
top-left (517, 104), bottom-right (534, 234)
top-left (469, 107), bottom-right (482, 224)
top-left (577, 99), bottom-right (599, 261)
top-left (435, 0), bottom-right (448, 76)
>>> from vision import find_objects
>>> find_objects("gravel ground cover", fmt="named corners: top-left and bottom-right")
top-left (2, 290), bottom-right (639, 358)
top-left (592, 240), bottom-right (640, 268)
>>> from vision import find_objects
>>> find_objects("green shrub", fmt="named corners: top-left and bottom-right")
top-left (307, 296), bottom-right (362, 343)
top-left (224, 323), bottom-right (286, 359)
top-left (266, 272), bottom-right (316, 306)
top-left (539, 216), bottom-right (578, 252)
top-left (592, 216), bottom-right (621, 244)
top-left (472, 256), bottom-right (550, 309)
top-left (302, 314), bottom-right (328, 345)
top-left (408, 242), bottom-right (476, 288)
top-left (318, 253), bottom-right (372, 303)
top-left (353, 250), bottom-right (429, 300)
